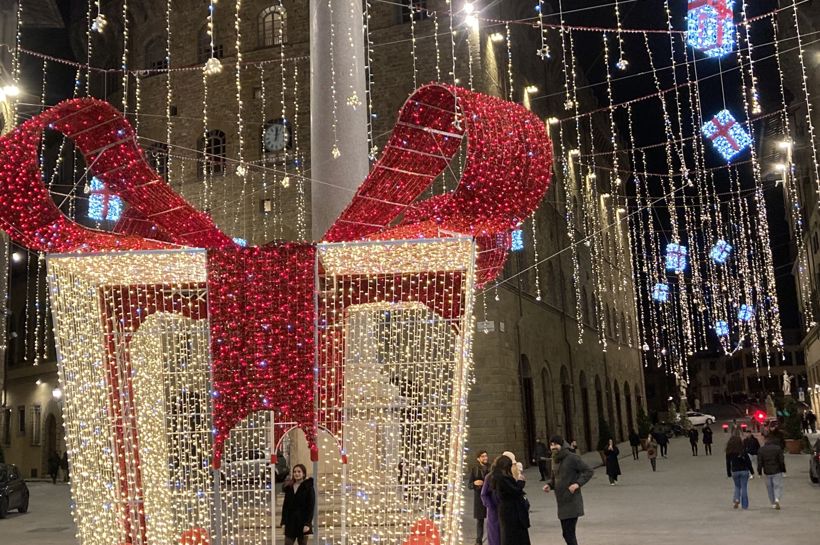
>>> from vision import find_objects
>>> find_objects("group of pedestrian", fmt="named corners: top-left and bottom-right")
top-left (688, 424), bottom-right (714, 456)
top-left (46, 449), bottom-right (69, 484)
top-left (469, 436), bottom-right (593, 545)
top-left (724, 429), bottom-right (787, 511)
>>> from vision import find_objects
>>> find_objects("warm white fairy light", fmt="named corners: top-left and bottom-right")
top-left (505, 23), bottom-right (514, 101)
top-left (165, 0), bottom-right (174, 187)
top-left (120, 0), bottom-right (129, 111)
top-left (327, 0), bottom-right (340, 159)
top-left (231, 0), bottom-right (247, 236)
top-left (536, 0), bottom-right (550, 59)
top-left (364, 0), bottom-right (377, 157)
top-left (613, 0), bottom-right (627, 69)
top-left (291, 62), bottom-right (307, 239)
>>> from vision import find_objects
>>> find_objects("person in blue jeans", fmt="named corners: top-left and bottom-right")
top-left (725, 436), bottom-right (753, 509)
top-left (757, 434), bottom-right (786, 509)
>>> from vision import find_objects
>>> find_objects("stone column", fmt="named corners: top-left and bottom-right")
top-left (309, 0), bottom-right (370, 240)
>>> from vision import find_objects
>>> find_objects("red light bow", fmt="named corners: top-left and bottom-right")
top-left (0, 83), bottom-right (551, 467)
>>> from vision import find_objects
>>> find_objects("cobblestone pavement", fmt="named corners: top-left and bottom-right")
top-left (465, 429), bottom-right (819, 545)
top-left (3, 429), bottom-right (818, 544)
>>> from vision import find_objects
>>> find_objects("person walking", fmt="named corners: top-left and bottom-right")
top-left (702, 423), bottom-right (713, 456)
top-left (646, 434), bottom-right (658, 472)
top-left (280, 464), bottom-right (315, 545)
top-left (655, 430), bottom-right (669, 458)
top-left (492, 455), bottom-right (530, 545)
top-left (47, 450), bottom-right (61, 485)
top-left (480, 457), bottom-right (503, 545)
top-left (468, 451), bottom-right (490, 545)
top-left (742, 430), bottom-right (761, 477)
top-left (807, 410), bottom-right (817, 433)
top-left (603, 439), bottom-right (621, 485)
top-left (725, 435), bottom-right (753, 510)
top-left (802, 413), bottom-right (810, 435)
top-left (758, 435), bottom-right (786, 510)
top-left (628, 429), bottom-right (640, 460)
top-left (688, 427), bottom-right (699, 456)
top-left (730, 419), bottom-right (741, 437)
top-left (60, 451), bottom-right (69, 482)
top-left (533, 438), bottom-right (549, 481)
top-left (542, 436), bottom-right (594, 545)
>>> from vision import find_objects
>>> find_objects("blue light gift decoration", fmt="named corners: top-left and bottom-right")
top-left (714, 320), bottom-right (729, 336)
top-left (686, 0), bottom-right (735, 58)
top-left (88, 176), bottom-right (123, 222)
top-left (665, 242), bottom-right (688, 272)
top-left (701, 109), bottom-right (752, 161)
top-left (511, 229), bottom-right (524, 251)
top-left (737, 304), bottom-right (755, 322)
top-left (652, 282), bottom-right (670, 303)
top-left (709, 239), bottom-right (733, 264)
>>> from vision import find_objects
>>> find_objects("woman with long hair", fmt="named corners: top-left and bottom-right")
top-left (481, 456), bottom-right (502, 545)
top-left (492, 455), bottom-right (531, 545)
top-left (725, 435), bottom-right (753, 510)
top-left (281, 464), bottom-right (315, 545)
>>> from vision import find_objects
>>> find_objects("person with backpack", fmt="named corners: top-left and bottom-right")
top-left (654, 430), bottom-right (669, 458)
top-left (646, 434), bottom-right (658, 472)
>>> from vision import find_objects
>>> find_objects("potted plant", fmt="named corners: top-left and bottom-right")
top-left (637, 406), bottom-right (652, 449)
top-left (597, 415), bottom-right (612, 464)
top-left (783, 400), bottom-right (805, 454)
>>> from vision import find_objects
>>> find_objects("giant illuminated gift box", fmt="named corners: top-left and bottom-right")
top-left (0, 84), bottom-right (551, 545)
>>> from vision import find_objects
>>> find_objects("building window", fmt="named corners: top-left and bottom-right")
top-left (198, 129), bottom-right (227, 178)
top-left (1, 409), bottom-right (10, 445)
top-left (259, 6), bottom-right (287, 47)
top-left (197, 24), bottom-right (224, 64)
top-left (17, 405), bottom-right (25, 435)
top-left (400, 0), bottom-right (429, 23)
top-left (147, 142), bottom-right (169, 177)
top-left (144, 35), bottom-right (168, 72)
top-left (31, 406), bottom-right (42, 446)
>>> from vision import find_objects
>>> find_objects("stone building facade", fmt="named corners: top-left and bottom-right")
top-left (775, 4), bottom-right (820, 416)
top-left (1, 0), bottom-right (646, 477)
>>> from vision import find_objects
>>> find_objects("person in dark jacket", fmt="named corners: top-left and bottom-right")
top-left (688, 428), bottom-right (699, 456)
top-left (533, 438), bottom-right (549, 481)
top-left (702, 424), bottom-right (713, 455)
top-left (60, 451), bottom-right (69, 482)
top-left (807, 410), bottom-right (817, 433)
top-left (757, 436), bottom-right (786, 510)
top-left (468, 450), bottom-right (490, 545)
top-left (281, 464), bottom-right (315, 545)
top-left (603, 439), bottom-right (621, 485)
top-left (628, 429), bottom-right (640, 460)
top-left (492, 455), bottom-right (530, 545)
top-left (742, 430), bottom-right (761, 476)
top-left (654, 430), bottom-right (669, 458)
top-left (646, 434), bottom-right (658, 472)
top-left (725, 435), bottom-right (753, 509)
top-left (543, 435), bottom-right (594, 545)
top-left (48, 450), bottom-right (61, 485)
top-left (481, 457), bottom-right (503, 545)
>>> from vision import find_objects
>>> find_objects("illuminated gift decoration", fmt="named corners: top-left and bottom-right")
top-left (652, 282), bottom-right (670, 303)
top-left (738, 304), bottom-right (755, 322)
top-left (686, 0), bottom-right (735, 58)
top-left (511, 228), bottom-right (524, 251)
top-left (0, 84), bottom-right (551, 545)
top-left (701, 109), bottom-right (752, 161)
top-left (710, 239), bottom-right (733, 263)
top-left (87, 176), bottom-right (123, 222)
top-left (665, 242), bottom-right (688, 272)
top-left (714, 320), bottom-right (730, 336)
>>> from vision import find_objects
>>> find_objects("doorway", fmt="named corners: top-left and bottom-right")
top-left (560, 366), bottom-right (573, 442)
top-left (579, 372), bottom-right (591, 452)
top-left (520, 356), bottom-right (535, 460)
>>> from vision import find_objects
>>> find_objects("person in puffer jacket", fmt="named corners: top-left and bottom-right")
top-left (757, 435), bottom-right (786, 510)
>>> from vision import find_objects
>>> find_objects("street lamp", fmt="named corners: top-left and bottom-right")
top-left (52, 387), bottom-right (63, 400)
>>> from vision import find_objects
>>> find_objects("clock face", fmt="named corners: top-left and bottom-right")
top-left (264, 122), bottom-right (289, 152)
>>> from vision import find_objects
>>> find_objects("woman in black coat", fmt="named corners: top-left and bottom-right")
top-left (492, 455), bottom-right (530, 545)
top-left (603, 439), bottom-right (621, 485)
top-left (702, 424), bottom-right (714, 455)
top-left (281, 464), bottom-right (315, 545)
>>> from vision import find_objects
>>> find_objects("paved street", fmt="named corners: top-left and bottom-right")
top-left (3, 429), bottom-right (818, 544)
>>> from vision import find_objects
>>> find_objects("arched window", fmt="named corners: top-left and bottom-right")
top-left (259, 6), bottom-right (287, 48)
top-left (144, 35), bottom-right (167, 71)
top-left (197, 129), bottom-right (226, 178)
top-left (198, 24), bottom-right (224, 64)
